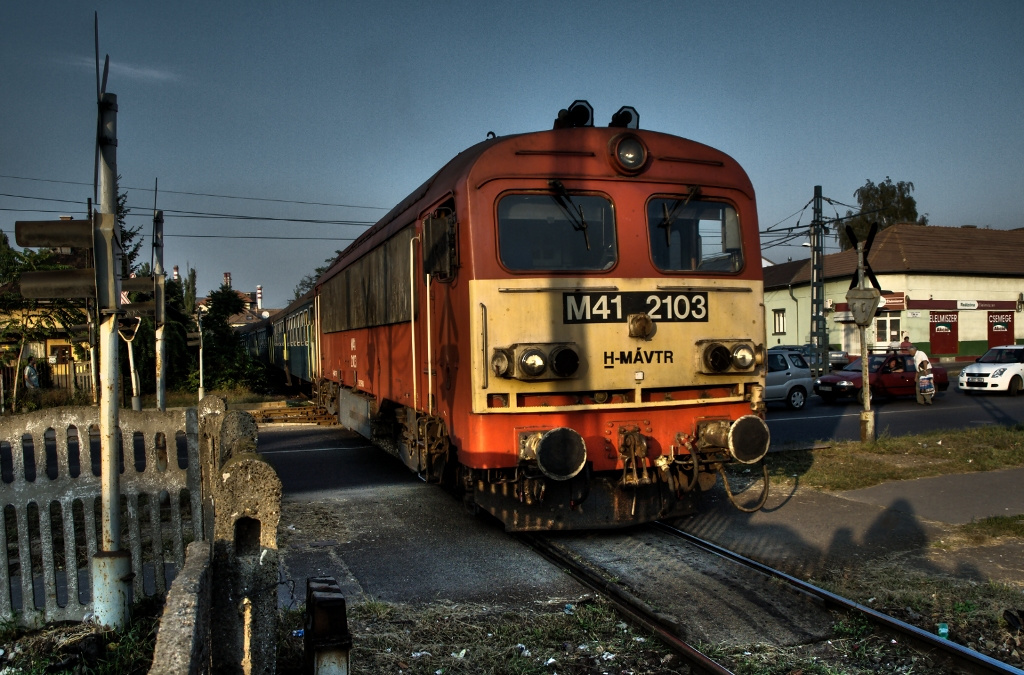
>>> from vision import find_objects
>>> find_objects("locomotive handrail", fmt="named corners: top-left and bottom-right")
top-left (409, 234), bottom-right (420, 420)
top-left (656, 285), bottom-right (753, 292)
top-left (425, 253), bottom-right (434, 417)
top-left (480, 303), bottom-right (488, 390)
top-left (498, 285), bottom-right (620, 293)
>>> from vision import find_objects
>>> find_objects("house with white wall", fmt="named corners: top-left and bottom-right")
top-left (763, 223), bottom-right (1024, 360)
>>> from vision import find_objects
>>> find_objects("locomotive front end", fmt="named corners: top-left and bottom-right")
top-left (469, 275), bottom-right (769, 530)
top-left (461, 114), bottom-right (769, 530)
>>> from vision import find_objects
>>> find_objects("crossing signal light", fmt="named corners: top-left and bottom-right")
top-left (15, 212), bottom-right (118, 308)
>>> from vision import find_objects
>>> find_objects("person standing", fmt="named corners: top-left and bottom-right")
top-left (900, 334), bottom-right (912, 353)
top-left (23, 356), bottom-right (39, 389)
top-left (909, 346), bottom-right (933, 404)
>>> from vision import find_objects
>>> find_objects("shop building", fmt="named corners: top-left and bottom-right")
top-left (763, 223), bottom-right (1024, 359)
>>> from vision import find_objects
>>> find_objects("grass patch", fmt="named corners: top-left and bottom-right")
top-left (959, 515), bottom-right (1024, 543)
top-left (276, 606), bottom-right (305, 675)
top-left (143, 387), bottom-right (289, 409)
top-left (277, 596), bottom-right (682, 674)
top-left (928, 514), bottom-right (1024, 550)
top-left (766, 425), bottom-right (1024, 492)
top-left (0, 597), bottom-right (162, 674)
top-left (816, 554), bottom-right (1024, 650)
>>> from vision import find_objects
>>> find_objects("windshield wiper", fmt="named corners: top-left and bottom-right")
top-left (548, 179), bottom-right (590, 250)
top-left (657, 185), bottom-right (701, 247)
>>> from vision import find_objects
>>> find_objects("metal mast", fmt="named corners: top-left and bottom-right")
top-left (809, 186), bottom-right (827, 374)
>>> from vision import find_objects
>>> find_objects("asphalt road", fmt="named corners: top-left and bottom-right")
top-left (257, 426), bottom-right (586, 607)
top-left (765, 387), bottom-right (1024, 449)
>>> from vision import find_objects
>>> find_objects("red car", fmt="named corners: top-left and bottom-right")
top-left (813, 352), bottom-right (948, 403)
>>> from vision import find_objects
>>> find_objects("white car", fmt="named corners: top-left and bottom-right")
top-left (765, 348), bottom-right (814, 409)
top-left (958, 345), bottom-right (1024, 395)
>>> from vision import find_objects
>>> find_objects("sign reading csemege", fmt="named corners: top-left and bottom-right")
top-left (564, 291), bottom-right (708, 323)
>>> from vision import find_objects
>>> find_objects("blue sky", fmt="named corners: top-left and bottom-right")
top-left (3, 1), bottom-right (1022, 309)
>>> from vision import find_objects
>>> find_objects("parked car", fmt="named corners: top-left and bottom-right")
top-left (814, 352), bottom-right (949, 403)
top-left (765, 348), bottom-right (814, 409)
top-left (773, 343), bottom-right (849, 372)
top-left (957, 345), bottom-right (1024, 395)
top-left (827, 347), bottom-right (851, 369)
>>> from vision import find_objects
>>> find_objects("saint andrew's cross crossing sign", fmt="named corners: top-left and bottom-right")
top-left (846, 288), bottom-right (882, 326)
top-left (844, 222), bottom-right (883, 328)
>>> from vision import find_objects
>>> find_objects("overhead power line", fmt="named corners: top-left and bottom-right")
top-left (0, 193), bottom-right (377, 227)
top-left (162, 234), bottom-right (359, 241)
top-left (0, 173), bottom-right (389, 210)
top-left (0, 227), bottom-right (359, 243)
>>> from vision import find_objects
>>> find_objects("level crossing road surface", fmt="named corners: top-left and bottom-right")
top-left (765, 387), bottom-right (1024, 450)
top-left (256, 426), bottom-right (587, 609)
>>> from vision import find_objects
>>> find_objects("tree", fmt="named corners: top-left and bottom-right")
top-left (183, 267), bottom-right (198, 318)
top-left (199, 284), bottom-right (265, 391)
top-left (839, 177), bottom-right (928, 250)
top-left (293, 251), bottom-right (342, 300)
top-left (0, 232), bottom-right (88, 410)
top-left (117, 184), bottom-right (143, 276)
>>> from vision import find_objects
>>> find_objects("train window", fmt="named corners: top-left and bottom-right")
top-left (497, 193), bottom-right (616, 271)
top-left (647, 198), bottom-right (743, 273)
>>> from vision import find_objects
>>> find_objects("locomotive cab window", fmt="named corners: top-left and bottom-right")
top-left (497, 193), bottom-right (616, 271)
top-left (648, 198), bottom-right (743, 273)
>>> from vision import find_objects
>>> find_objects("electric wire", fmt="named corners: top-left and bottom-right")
top-left (0, 174), bottom-right (388, 211)
top-left (2, 173), bottom-right (867, 251)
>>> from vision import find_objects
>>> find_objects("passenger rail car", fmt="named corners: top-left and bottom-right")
top-left (322, 102), bottom-right (769, 530)
top-left (240, 290), bottom-right (319, 392)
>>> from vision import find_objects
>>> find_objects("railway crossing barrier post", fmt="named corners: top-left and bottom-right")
top-left (305, 577), bottom-right (352, 674)
top-left (199, 398), bottom-right (282, 674)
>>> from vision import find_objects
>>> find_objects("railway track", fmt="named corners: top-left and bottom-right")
top-left (244, 404), bottom-right (337, 425)
top-left (522, 532), bottom-right (733, 674)
top-left (522, 522), bottom-right (1024, 674)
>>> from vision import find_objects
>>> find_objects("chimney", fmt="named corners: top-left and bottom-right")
top-left (173, 265), bottom-right (180, 281)
top-left (224, 272), bottom-right (232, 288)
top-left (256, 285), bottom-right (263, 310)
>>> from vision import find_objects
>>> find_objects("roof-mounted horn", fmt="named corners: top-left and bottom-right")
top-left (553, 100), bottom-right (594, 129)
top-left (609, 106), bottom-right (639, 129)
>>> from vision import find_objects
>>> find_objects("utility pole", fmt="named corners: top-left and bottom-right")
top-left (846, 222), bottom-right (882, 444)
top-left (809, 186), bottom-right (828, 375)
top-left (153, 210), bottom-right (167, 411)
top-left (93, 88), bottom-right (132, 630)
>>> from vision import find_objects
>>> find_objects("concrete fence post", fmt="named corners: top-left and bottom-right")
top-left (199, 400), bottom-right (282, 675)
top-left (148, 541), bottom-right (212, 675)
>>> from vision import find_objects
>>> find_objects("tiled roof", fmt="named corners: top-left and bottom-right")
top-left (763, 224), bottom-right (1024, 289)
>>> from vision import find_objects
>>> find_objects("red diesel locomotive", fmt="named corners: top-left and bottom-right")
top-left (305, 101), bottom-right (770, 530)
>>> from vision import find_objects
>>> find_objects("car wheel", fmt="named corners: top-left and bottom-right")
top-left (786, 386), bottom-right (807, 410)
top-left (1009, 375), bottom-right (1022, 397)
top-left (857, 388), bottom-right (872, 404)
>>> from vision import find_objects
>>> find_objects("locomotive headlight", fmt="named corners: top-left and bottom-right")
top-left (519, 348), bottom-right (548, 377)
top-left (611, 134), bottom-right (648, 174)
top-left (491, 349), bottom-right (514, 378)
top-left (732, 344), bottom-right (756, 369)
top-left (703, 343), bottom-right (732, 372)
top-left (549, 345), bottom-right (580, 377)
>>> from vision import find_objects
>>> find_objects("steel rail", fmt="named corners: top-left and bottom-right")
top-left (653, 521), bottom-right (1024, 675)
top-left (520, 533), bottom-right (734, 675)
